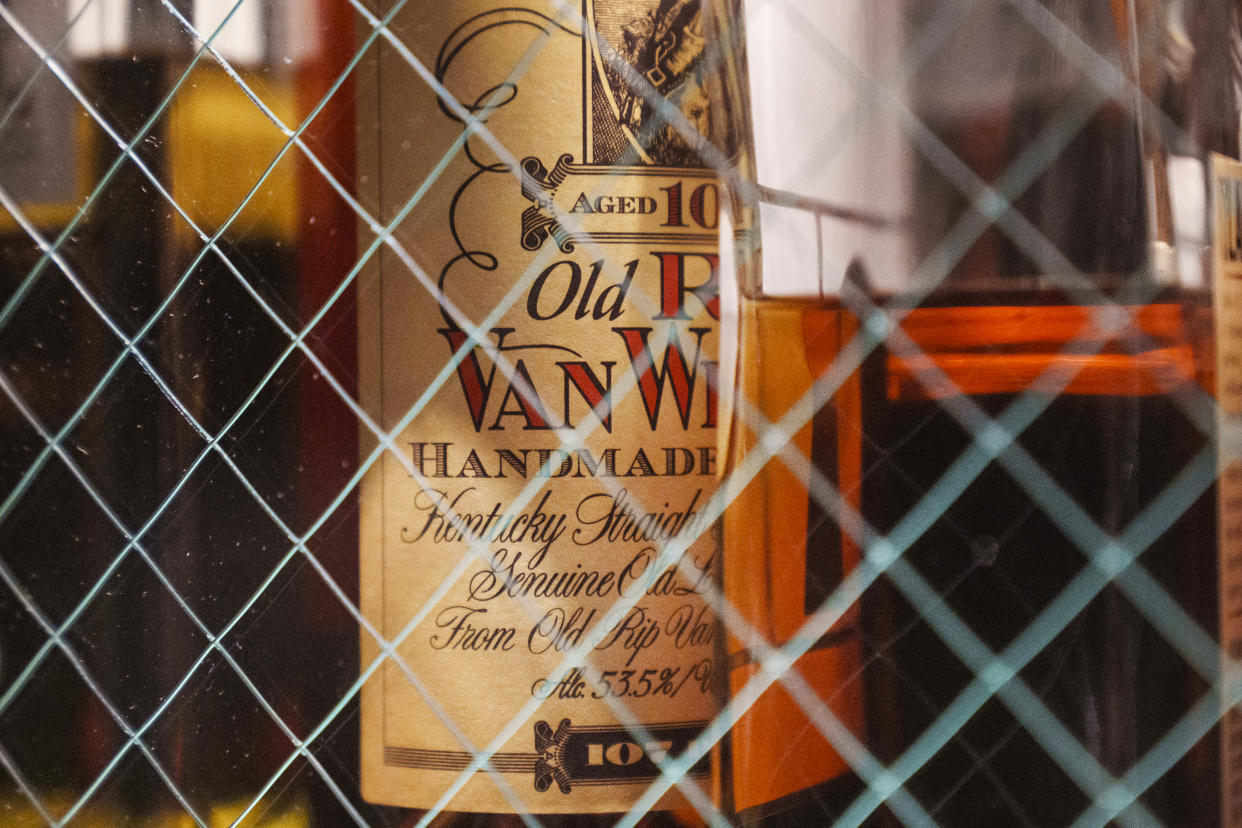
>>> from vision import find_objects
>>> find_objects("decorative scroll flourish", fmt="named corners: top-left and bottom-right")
top-left (520, 153), bottom-right (576, 251)
top-left (434, 9), bottom-right (582, 122)
top-left (521, 154), bottom-right (574, 200)
top-left (434, 10), bottom-right (580, 329)
top-left (533, 718), bottom-right (574, 794)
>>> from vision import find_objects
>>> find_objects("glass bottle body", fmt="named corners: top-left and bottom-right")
top-left (720, 281), bottom-right (1219, 824)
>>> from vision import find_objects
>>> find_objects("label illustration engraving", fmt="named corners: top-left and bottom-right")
top-left (358, 0), bottom-right (724, 813)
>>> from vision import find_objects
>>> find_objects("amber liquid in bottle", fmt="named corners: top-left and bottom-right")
top-left (720, 282), bottom-right (1218, 825)
top-left (717, 293), bottom-right (871, 825)
top-left (713, 0), bottom-right (1235, 820)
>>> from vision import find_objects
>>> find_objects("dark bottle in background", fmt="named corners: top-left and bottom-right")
top-left (0, 0), bottom-right (364, 823)
top-left (861, 2), bottom-right (1236, 825)
top-left (715, 0), bottom-right (1240, 825)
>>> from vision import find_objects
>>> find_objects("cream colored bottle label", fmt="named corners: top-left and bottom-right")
top-left (357, 0), bottom-right (724, 813)
top-left (1213, 154), bottom-right (1242, 828)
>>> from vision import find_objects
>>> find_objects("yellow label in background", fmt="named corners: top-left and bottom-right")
top-left (357, 0), bottom-right (726, 813)
top-left (1212, 152), bottom-right (1242, 828)
top-left (168, 68), bottom-right (299, 242)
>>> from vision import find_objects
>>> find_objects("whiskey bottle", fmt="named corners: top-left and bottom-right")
top-left (717, 0), bottom-right (1239, 825)
top-left (354, 0), bottom-right (728, 822)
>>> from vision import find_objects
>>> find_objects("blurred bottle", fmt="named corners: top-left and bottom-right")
top-left (716, 0), bottom-right (1239, 825)
top-left (0, 0), bottom-right (363, 824)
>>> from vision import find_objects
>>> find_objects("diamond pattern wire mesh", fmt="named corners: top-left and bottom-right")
top-left (0, 0), bottom-right (1236, 825)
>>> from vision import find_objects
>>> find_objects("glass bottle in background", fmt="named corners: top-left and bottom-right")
top-left (138, 1), bottom-right (364, 823)
top-left (716, 0), bottom-right (1238, 825)
top-left (0, 0), bottom-right (126, 818)
top-left (871, 2), bottom-right (1236, 824)
top-left (0, 0), bottom-right (363, 823)
top-left (0, 1), bottom-right (200, 821)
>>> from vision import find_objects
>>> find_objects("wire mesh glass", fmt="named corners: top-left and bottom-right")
top-left (0, 0), bottom-right (1236, 826)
